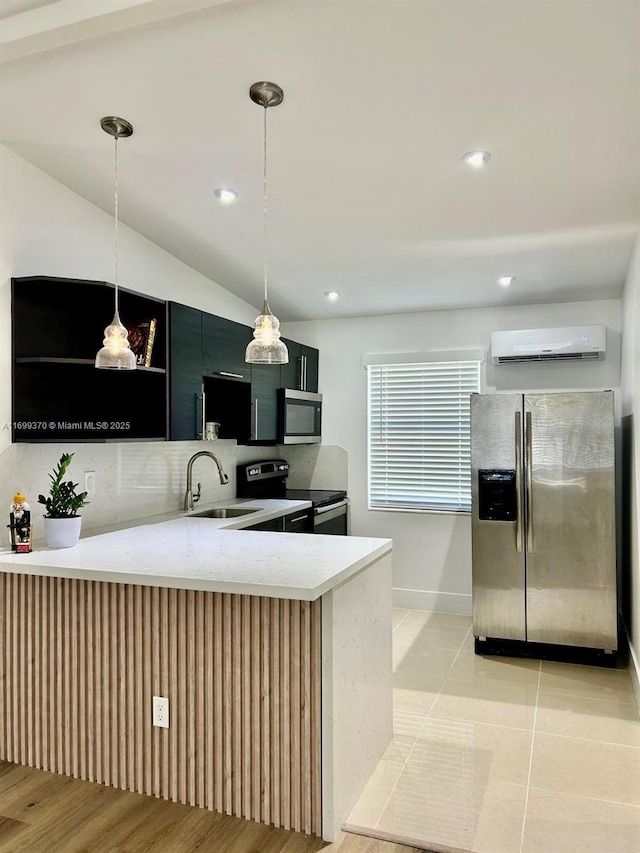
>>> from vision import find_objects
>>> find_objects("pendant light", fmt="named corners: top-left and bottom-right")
top-left (95, 116), bottom-right (136, 370)
top-left (245, 82), bottom-right (289, 365)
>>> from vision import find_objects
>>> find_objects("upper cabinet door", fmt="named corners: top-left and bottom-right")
top-left (300, 344), bottom-right (319, 393)
top-left (249, 364), bottom-right (280, 442)
top-left (169, 302), bottom-right (203, 441)
top-left (202, 314), bottom-right (251, 382)
top-left (280, 340), bottom-right (319, 392)
top-left (280, 338), bottom-right (301, 390)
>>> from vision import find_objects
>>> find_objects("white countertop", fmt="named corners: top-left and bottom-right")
top-left (0, 499), bottom-right (392, 600)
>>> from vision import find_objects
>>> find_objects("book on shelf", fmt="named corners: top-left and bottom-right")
top-left (128, 319), bottom-right (157, 367)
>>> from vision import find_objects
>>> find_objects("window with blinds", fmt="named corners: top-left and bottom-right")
top-left (367, 360), bottom-right (480, 513)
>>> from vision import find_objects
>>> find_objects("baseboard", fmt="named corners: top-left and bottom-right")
top-left (624, 624), bottom-right (640, 714)
top-left (392, 588), bottom-right (472, 616)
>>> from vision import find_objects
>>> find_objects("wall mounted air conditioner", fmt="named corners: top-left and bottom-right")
top-left (491, 325), bottom-right (606, 365)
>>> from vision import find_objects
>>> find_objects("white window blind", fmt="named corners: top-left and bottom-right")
top-left (368, 360), bottom-right (480, 513)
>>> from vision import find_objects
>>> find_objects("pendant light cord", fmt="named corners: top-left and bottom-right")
top-left (263, 104), bottom-right (268, 305)
top-left (114, 133), bottom-right (119, 315)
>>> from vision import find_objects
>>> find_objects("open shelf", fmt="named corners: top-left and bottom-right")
top-left (15, 357), bottom-right (166, 374)
top-left (12, 276), bottom-right (168, 442)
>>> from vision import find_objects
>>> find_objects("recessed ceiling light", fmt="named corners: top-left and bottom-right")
top-left (325, 291), bottom-right (340, 301)
top-left (462, 150), bottom-right (491, 167)
top-left (498, 275), bottom-right (516, 287)
top-left (214, 187), bottom-right (238, 203)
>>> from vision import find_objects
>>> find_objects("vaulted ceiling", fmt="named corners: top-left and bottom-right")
top-left (1, 0), bottom-right (638, 320)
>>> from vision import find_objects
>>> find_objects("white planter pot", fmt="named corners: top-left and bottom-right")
top-left (43, 516), bottom-right (82, 549)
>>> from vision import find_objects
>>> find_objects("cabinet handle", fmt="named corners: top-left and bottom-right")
top-left (195, 391), bottom-right (204, 439)
top-left (288, 514), bottom-right (309, 524)
top-left (201, 388), bottom-right (206, 440)
top-left (218, 371), bottom-right (244, 379)
top-left (297, 355), bottom-right (303, 390)
top-left (254, 399), bottom-right (259, 440)
top-left (302, 355), bottom-right (307, 391)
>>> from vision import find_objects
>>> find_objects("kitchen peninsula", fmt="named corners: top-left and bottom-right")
top-left (0, 500), bottom-right (392, 842)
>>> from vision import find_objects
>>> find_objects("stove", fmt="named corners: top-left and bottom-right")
top-left (236, 460), bottom-right (348, 534)
top-left (281, 488), bottom-right (347, 509)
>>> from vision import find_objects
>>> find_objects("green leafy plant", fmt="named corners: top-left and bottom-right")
top-left (38, 453), bottom-right (88, 518)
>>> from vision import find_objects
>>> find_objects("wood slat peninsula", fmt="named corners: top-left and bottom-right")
top-left (0, 503), bottom-right (393, 842)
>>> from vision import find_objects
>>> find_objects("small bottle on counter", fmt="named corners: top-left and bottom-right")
top-left (8, 493), bottom-right (33, 553)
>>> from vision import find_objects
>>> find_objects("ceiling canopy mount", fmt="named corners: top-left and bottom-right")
top-left (249, 82), bottom-right (284, 109)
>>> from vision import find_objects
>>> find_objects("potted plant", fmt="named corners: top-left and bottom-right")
top-left (38, 453), bottom-right (88, 549)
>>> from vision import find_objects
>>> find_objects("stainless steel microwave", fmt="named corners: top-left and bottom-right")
top-left (278, 389), bottom-right (322, 444)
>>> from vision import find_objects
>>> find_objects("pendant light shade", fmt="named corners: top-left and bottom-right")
top-left (96, 116), bottom-right (136, 370)
top-left (245, 82), bottom-right (288, 365)
top-left (95, 310), bottom-right (136, 369)
top-left (245, 298), bottom-right (289, 364)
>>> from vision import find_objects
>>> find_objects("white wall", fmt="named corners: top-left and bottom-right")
top-left (0, 144), bottom-right (260, 457)
top-left (620, 233), bottom-right (640, 700)
top-left (284, 299), bottom-right (622, 613)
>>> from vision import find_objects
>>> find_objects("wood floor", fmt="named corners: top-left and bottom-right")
top-left (0, 761), bottom-right (426, 853)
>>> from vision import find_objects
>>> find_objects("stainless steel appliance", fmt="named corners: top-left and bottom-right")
top-left (278, 389), bottom-right (322, 444)
top-left (237, 459), bottom-right (348, 534)
top-left (471, 391), bottom-right (616, 657)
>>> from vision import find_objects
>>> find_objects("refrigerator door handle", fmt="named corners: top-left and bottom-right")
top-left (525, 410), bottom-right (534, 553)
top-left (515, 411), bottom-right (523, 553)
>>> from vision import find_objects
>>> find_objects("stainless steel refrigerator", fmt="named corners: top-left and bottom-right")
top-left (470, 391), bottom-right (617, 652)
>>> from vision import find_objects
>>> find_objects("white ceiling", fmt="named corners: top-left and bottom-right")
top-left (0, 0), bottom-right (58, 20)
top-left (1, 0), bottom-right (638, 321)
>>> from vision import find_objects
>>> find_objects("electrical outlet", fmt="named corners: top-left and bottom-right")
top-left (84, 471), bottom-right (96, 497)
top-left (153, 695), bottom-right (169, 728)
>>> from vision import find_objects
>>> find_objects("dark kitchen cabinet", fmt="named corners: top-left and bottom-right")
top-left (202, 314), bottom-right (251, 382)
top-left (301, 344), bottom-right (319, 393)
top-left (248, 364), bottom-right (281, 442)
top-left (245, 516), bottom-right (283, 532)
top-left (279, 339), bottom-right (299, 389)
top-left (280, 339), bottom-right (319, 393)
top-left (245, 508), bottom-right (313, 533)
top-left (169, 303), bottom-right (203, 441)
top-left (282, 507), bottom-right (313, 533)
top-left (171, 304), bottom-right (252, 441)
top-left (172, 319), bottom-right (319, 443)
top-left (12, 276), bottom-right (167, 443)
top-left (202, 374), bottom-right (251, 443)
top-left (12, 281), bottom-right (320, 445)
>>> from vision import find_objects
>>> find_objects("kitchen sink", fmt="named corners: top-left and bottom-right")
top-left (189, 507), bottom-right (262, 518)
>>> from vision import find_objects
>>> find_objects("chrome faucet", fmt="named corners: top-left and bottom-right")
top-left (184, 451), bottom-right (229, 511)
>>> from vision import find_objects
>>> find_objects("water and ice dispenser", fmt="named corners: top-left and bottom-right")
top-left (478, 470), bottom-right (517, 521)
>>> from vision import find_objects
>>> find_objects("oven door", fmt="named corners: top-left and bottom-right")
top-left (313, 499), bottom-right (348, 535)
top-left (279, 389), bottom-right (322, 444)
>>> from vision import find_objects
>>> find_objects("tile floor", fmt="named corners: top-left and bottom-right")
top-left (344, 609), bottom-right (640, 853)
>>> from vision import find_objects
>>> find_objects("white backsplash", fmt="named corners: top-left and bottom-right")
top-left (283, 445), bottom-right (348, 490)
top-left (0, 440), bottom-right (278, 533)
top-left (0, 441), bottom-right (348, 537)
